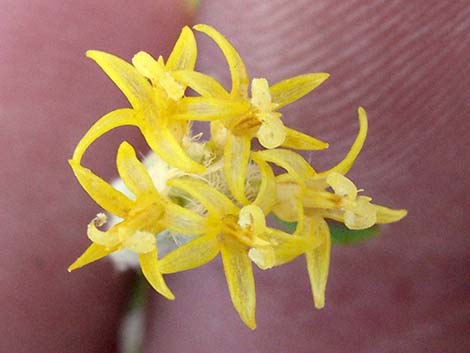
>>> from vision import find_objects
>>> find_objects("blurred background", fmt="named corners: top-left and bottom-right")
top-left (1, 0), bottom-right (468, 352)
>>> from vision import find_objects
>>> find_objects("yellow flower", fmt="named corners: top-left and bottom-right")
top-left (72, 26), bottom-right (246, 174)
top-left (173, 24), bottom-right (330, 205)
top-left (158, 156), bottom-right (285, 329)
top-left (68, 141), bottom-right (206, 299)
top-left (253, 107), bottom-right (407, 308)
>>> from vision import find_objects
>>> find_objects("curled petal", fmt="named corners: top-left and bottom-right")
top-left (224, 134), bottom-right (251, 205)
top-left (305, 216), bottom-right (331, 309)
top-left (166, 26), bottom-right (197, 71)
top-left (326, 172), bottom-right (358, 199)
top-left (168, 178), bottom-right (237, 217)
top-left (87, 214), bottom-right (121, 248)
top-left (68, 243), bottom-right (116, 272)
top-left (159, 233), bottom-right (220, 274)
top-left (251, 156), bottom-right (277, 213)
top-left (238, 205), bottom-right (266, 238)
top-left (253, 149), bottom-right (316, 186)
top-left (257, 114), bottom-right (286, 149)
top-left (172, 70), bottom-right (229, 97)
top-left (173, 97), bottom-right (250, 121)
top-left (69, 161), bottom-right (134, 218)
top-left (250, 229), bottom-right (309, 269)
top-left (86, 50), bottom-right (154, 110)
top-left (72, 109), bottom-right (137, 164)
top-left (139, 250), bottom-right (175, 300)
top-left (374, 204), bottom-right (408, 224)
top-left (194, 24), bottom-right (249, 98)
top-left (163, 202), bottom-right (209, 235)
top-left (270, 73), bottom-right (329, 109)
top-left (320, 107), bottom-right (368, 176)
top-left (220, 237), bottom-right (257, 329)
top-left (282, 127), bottom-right (329, 151)
top-left (116, 141), bottom-right (157, 196)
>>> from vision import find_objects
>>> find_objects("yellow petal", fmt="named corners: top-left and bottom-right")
top-left (320, 107), bottom-right (368, 176)
top-left (250, 229), bottom-right (309, 269)
top-left (143, 124), bottom-right (206, 174)
top-left (220, 237), bottom-right (257, 329)
top-left (251, 156), bottom-right (277, 213)
top-left (69, 160), bottom-right (134, 218)
top-left (72, 108), bottom-right (137, 164)
top-left (257, 114), bottom-right (287, 149)
top-left (173, 97), bottom-right (250, 121)
top-left (159, 233), bottom-right (220, 274)
top-left (224, 134), bottom-right (251, 205)
top-left (271, 175), bottom-right (302, 222)
top-left (166, 26), bottom-right (197, 71)
top-left (270, 73), bottom-right (329, 109)
top-left (167, 178), bottom-right (237, 217)
top-left (326, 172), bottom-right (358, 199)
top-left (132, 51), bottom-right (161, 80)
top-left (68, 243), bottom-right (116, 272)
top-left (282, 127), bottom-right (329, 150)
top-left (344, 196), bottom-right (377, 230)
top-left (139, 250), bottom-right (175, 300)
top-left (172, 70), bottom-right (229, 97)
top-left (250, 78), bottom-right (272, 111)
top-left (163, 202), bottom-right (209, 235)
top-left (305, 216), bottom-right (331, 309)
top-left (253, 149), bottom-right (316, 187)
top-left (86, 50), bottom-right (154, 110)
top-left (116, 141), bottom-right (157, 196)
top-left (194, 24), bottom-right (249, 98)
top-left (122, 230), bottom-right (157, 254)
top-left (87, 214), bottom-right (121, 248)
top-left (374, 204), bottom-right (408, 224)
top-left (238, 205), bottom-right (266, 237)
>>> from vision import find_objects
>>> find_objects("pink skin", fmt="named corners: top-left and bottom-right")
top-left (142, 1), bottom-right (470, 353)
top-left (2, 0), bottom-right (469, 352)
top-left (0, 1), bottom-right (191, 352)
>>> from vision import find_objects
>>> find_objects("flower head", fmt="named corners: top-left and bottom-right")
top-left (68, 25), bottom-right (407, 329)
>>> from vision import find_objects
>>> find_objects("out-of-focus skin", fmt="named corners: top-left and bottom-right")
top-left (143, 1), bottom-right (470, 352)
top-left (0, 1), bottom-right (191, 352)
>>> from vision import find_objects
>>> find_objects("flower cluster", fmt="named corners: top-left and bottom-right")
top-left (68, 24), bottom-right (407, 329)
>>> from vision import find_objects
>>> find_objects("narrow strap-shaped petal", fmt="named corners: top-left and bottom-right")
top-left (224, 134), bottom-right (251, 205)
top-left (142, 123), bottom-right (206, 174)
top-left (159, 233), bottom-right (220, 274)
top-left (69, 161), bottom-right (134, 218)
top-left (72, 108), bottom-right (136, 164)
top-left (86, 50), bottom-right (154, 110)
top-left (139, 250), bottom-right (175, 300)
top-left (68, 243), bottom-right (117, 272)
top-left (320, 107), bottom-right (368, 176)
top-left (251, 156), bottom-right (277, 213)
top-left (282, 127), bottom-right (329, 151)
top-left (374, 204), bottom-right (408, 224)
top-left (253, 149), bottom-right (316, 187)
top-left (256, 114), bottom-right (287, 149)
top-left (116, 141), bottom-right (157, 196)
top-left (194, 24), bottom-right (249, 98)
top-left (220, 237), bottom-right (257, 329)
top-left (173, 97), bottom-right (250, 121)
top-left (167, 178), bottom-right (237, 217)
top-left (172, 70), bottom-right (229, 97)
top-left (166, 26), bottom-right (197, 71)
top-left (305, 216), bottom-right (331, 309)
top-left (163, 202), bottom-right (209, 236)
top-left (270, 73), bottom-right (329, 109)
